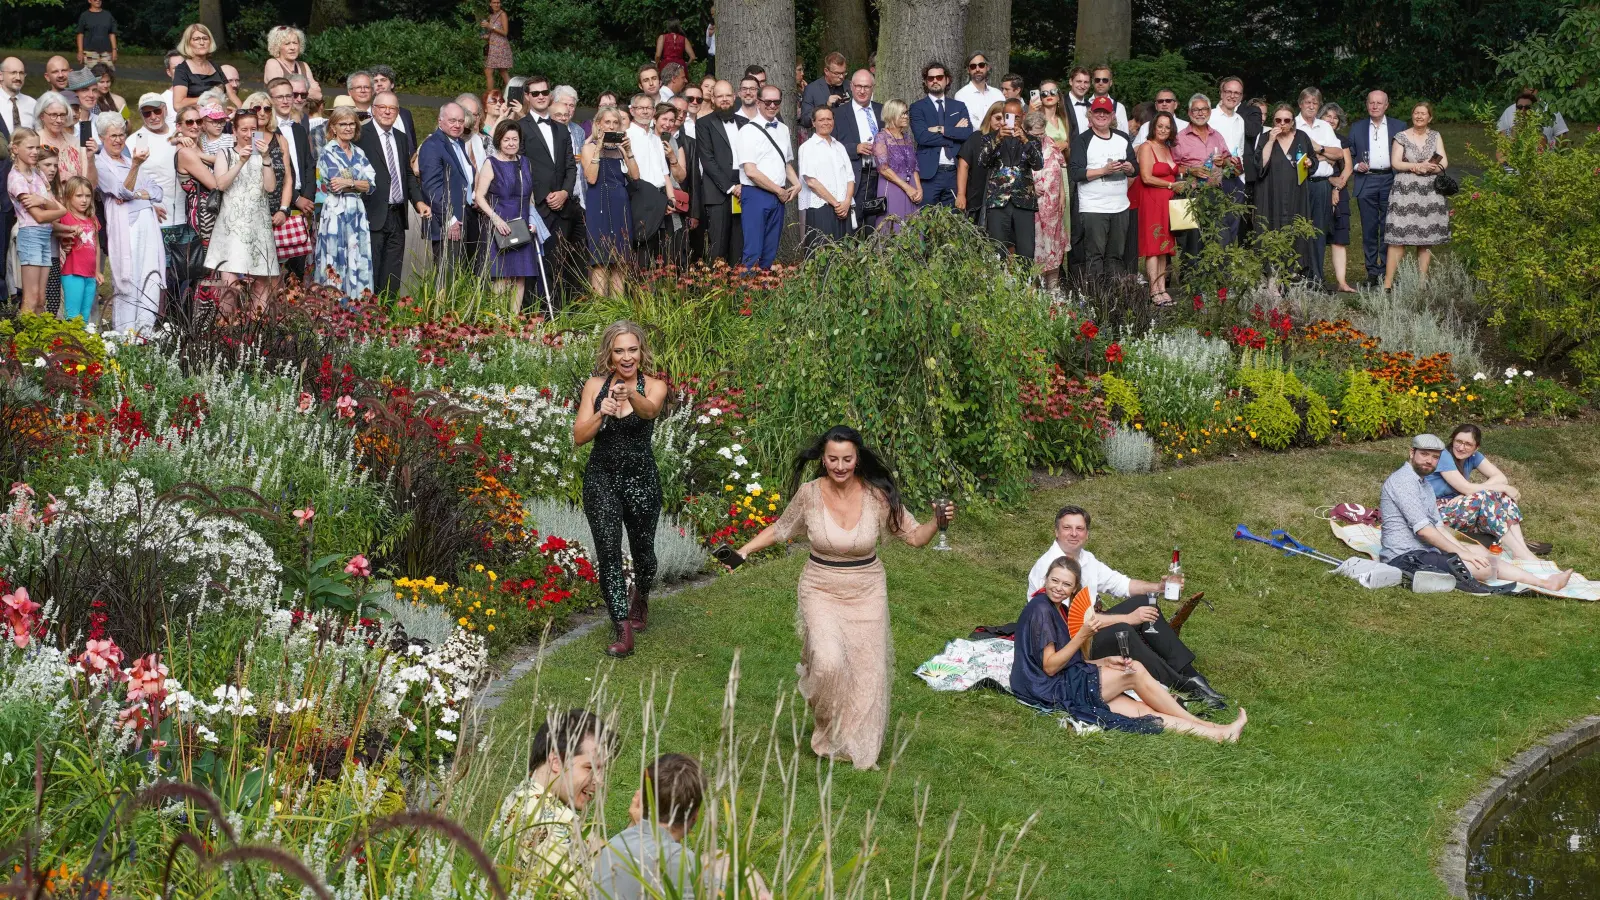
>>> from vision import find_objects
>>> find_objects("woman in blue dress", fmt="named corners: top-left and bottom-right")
top-left (473, 120), bottom-right (539, 316)
top-left (579, 105), bottom-right (638, 297)
top-left (313, 106), bottom-right (376, 299)
top-left (1012, 556), bottom-right (1247, 742)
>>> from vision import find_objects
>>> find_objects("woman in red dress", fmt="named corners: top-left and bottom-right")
top-left (1133, 111), bottom-right (1181, 305)
top-left (654, 20), bottom-right (695, 72)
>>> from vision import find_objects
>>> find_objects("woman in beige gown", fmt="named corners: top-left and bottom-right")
top-left (724, 426), bottom-right (954, 769)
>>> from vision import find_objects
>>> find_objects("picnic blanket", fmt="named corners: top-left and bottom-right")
top-left (913, 638), bottom-right (1106, 734)
top-left (1329, 517), bottom-right (1599, 601)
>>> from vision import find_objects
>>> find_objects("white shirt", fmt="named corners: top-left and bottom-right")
top-left (277, 120), bottom-right (304, 190)
top-left (721, 117), bottom-right (742, 194)
top-left (1133, 115), bottom-right (1187, 148)
top-left (1296, 114), bottom-right (1338, 178)
top-left (626, 121), bottom-right (669, 188)
top-left (1497, 103), bottom-right (1568, 142)
top-left (851, 101), bottom-right (877, 144)
top-left (736, 115), bottom-right (792, 188)
top-left (1364, 117), bottom-right (1392, 170)
top-left (157, 88), bottom-right (178, 129)
top-left (797, 133), bottom-right (852, 209)
top-left (0, 90), bottom-right (35, 131)
top-left (680, 115), bottom-right (695, 140)
top-left (1026, 545), bottom-right (1133, 603)
top-left (377, 125), bottom-right (404, 202)
top-left (127, 126), bottom-right (180, 225)
top-left (1212, 105), bottom-right (1247, 161)
top-left (526, 113), bottom-right (556, 159)
top-left (658, 86), bottom-right (675, 103)
top-left (1067, 91), bottom-right (1093, 131)
top-left (953, 82), bottom-right (1004, 131)
top-left (1077, 130), bottom-right (1132, 214)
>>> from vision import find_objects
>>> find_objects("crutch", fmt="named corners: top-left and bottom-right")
top-left (1233, 524), bottom-right (1344, 566)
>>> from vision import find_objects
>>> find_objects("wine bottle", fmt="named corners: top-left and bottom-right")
top-left (1165, 547), bottom-right (1182, 601)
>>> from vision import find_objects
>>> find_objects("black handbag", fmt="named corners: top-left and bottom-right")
top-left (856, 159), bottom-right (887, 217)
top-left (1433, 172), bottom-right (1460, 197)
top-left (492, 158), bottom-right (533, 250)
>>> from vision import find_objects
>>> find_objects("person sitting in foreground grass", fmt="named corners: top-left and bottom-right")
top-left (1428, 423), bottom-right (1552, 561)
top-left (1026, 505), bottom-right (1226, 710)
top-left (1012, 556), bottom-right (1247, 742)
top-left (493, 708), bottom-right (614, 896)
top-left (1380, 434), bottom-right (1572, 593)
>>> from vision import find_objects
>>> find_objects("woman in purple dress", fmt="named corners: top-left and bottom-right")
top-left (473, 120), bottom-right (539, 316)
top-left (873, 99), bottom-right (921, 234)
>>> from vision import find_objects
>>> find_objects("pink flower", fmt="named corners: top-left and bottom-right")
top-left (39, 495), bottom-right (59, 525)
top-left (79, 638), bottom-right (126, 677)
top-left (296, 392), bottom-right (314, 413)
top-left (344, 554), bottom-right (371, 578)
top-left (116, 703), bottom-right (149, 735)
top-left (292, 507), bottom-right (315, 527)
top-left (8, 482), bottom-right (34, 498)
top-left (335, 395), bottom-right (358, 419)
top-left (124, 654), bottom-right (169, 704)
top-left (2, 587), bottom-right (40, 649)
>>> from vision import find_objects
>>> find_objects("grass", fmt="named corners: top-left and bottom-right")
top-left (466, 424), bottom-right (1600, 898)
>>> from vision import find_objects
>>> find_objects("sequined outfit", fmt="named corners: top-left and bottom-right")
top-left (582, 372), bottom-right (661, 622)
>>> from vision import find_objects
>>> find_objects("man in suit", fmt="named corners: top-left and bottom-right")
top-left (266, 78), bottom-right (315, 280)
top-left (908, 61), bottom-right (970, 209)
top-left (696, 79), bottom-right (745, 265)
top-left (369, 66), bottom-right (418, 137)
top-left (833, 70), bottom-right (881, 188)
top-left (669, 95), bottom-right (703, 264)
top-left (0, 57), bottom-right (28, 301)
top-left (356, 91), bottom-right (429, 297)
top-left (419, 101), bottom-right (476, 276)
top-left (1348, 89), bottom-right (1407, 286)
top-left (798, 51), bottom-right (849, 133)
top-left (516, 74), bottom-right (579, 305)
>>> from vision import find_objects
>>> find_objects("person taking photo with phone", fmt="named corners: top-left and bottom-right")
top-left (976, 97), bottom-right (1043, 258)
top-left (580, 105), bottom-right (637, 297)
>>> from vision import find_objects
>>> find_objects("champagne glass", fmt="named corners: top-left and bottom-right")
top-left (932, 498), bottom-right (952, 551)
top-left (1142, 592), bottom-right (1160, 635)
top-left (1115, 631), bottom-right (1131, 667)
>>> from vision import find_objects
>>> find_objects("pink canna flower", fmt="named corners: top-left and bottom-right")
top-left (1, 587), bottom-right (40, 648)
top-left (292, 507), bottom-right (315, 527)
top-left (334, 395), bottom-right (358, 419)
top-left (79, 638), bottom-right (126, 677)
top-left (8, 482), bottom-right (34, 498)
top-left (344, 554), bottom-right (371, 578)
top-left (124, 654), bottom-right (169, 704)
top-left (297, 392), bottom-right (315, 413)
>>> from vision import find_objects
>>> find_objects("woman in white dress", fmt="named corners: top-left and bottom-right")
top-left (204, 107), bottom-right (279, 315)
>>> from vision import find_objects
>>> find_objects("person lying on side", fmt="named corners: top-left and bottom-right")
top-left (1012, 555), bottom-right (1246, 743)
top-left (1026, 504), bottom-right (1226, 709)
top-left (1428, 423), bottom-right (1550, 560)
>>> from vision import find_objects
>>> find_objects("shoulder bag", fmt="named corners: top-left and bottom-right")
top-left (493, 158), bottom-right (533, 251)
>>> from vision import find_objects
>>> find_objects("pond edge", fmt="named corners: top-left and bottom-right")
top-left (1438, 713), bottom-right (1600, 898)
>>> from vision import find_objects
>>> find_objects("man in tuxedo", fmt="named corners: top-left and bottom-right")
top-left (696, 79), bottom-right (745, 265)
top-left (1349, 90), bottom-right (1407, 286)
top-left (516, 74), bottom-right (579, 305)
top-left (908, 61), bottom-right (970, 209)
top-left (419, 102), bottom-right (477, 277)
top-left (1088, 66), bottom-right (1130, 132)
top-left (355, 91), bottom-right (429, 297)
top-left (266, 78), bottom-right (315, 280)
top-left (832, 69), bottom-right (880, 233)
top-left (669, 95), bottom-right (703, 263)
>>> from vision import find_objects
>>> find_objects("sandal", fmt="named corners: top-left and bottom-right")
top-left (1152, 291), bottom-right (1175, 307)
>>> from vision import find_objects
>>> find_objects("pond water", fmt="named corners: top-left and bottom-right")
top-left (1468, 739), bottom-right (1600, 899)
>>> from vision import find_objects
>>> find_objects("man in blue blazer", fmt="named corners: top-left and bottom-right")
top-left (1347, 90), bottom-right (1408, 285)
top-left (908, 61), bottom-right (972, 208)
top-left (418, 102), bottom-right (478, 275)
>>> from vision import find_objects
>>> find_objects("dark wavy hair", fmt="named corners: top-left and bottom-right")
top-left (790, 426), bottom-right (907, 533)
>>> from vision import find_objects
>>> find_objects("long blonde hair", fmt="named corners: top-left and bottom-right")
top-left (592, 321), bottom-right (655, 376)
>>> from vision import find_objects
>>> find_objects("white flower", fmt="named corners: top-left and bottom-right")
top-left (32, 358), bottom-right (45, 368)
top-left (436, 728), bottom-right (458, 743)
top-left (734, 454), bottom-right (748, 467)
top-left (746, 482), bottom-right (762, 494)
top-left (1504, 366), bottom-right (1518, 378)
top-left (1473, 372), bottom-right (1486, 381)
top-left (83, 323), bottom-right (97, 334)
top-left (731, 443), bottom-right (742, 452)
top-left (709, 407), bottom-right (722, 416)
top-left (729, 471), bottom-right (740, 480)
top-left (1523, 370), bottom-right (1533, 378)
top-left (716, 447), bottom-right (733, 459)
top-left (697, 415), bottom-right (711, 425)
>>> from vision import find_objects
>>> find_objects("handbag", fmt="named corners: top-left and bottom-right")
top-left (492, 158), bottom-right (534, 251)
top-left (1168, 195), bottom-right (1198, 230)
top-left (273, 212), bottom-right (313, 260)
top-left (1433, 172), bottom-right (1460, 197)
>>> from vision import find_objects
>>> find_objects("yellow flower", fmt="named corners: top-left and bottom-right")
top-left (1176, 453), bottom-right (1184, 460)
top-left (458, 617), bottom-right (468, 626)
top-left (487, 624), bottom-right (495, 632)
top-left (1134, 423), bottom-right (1143, 430)
top-left (487, 571), bottom-right (497, 581)
top-left (768, 503), bottom-right (777, 511)
top-left (724, 484), bottom-right (734, 491)
top-left (1249, 430), bottom-right (1258, 439)
top-left (474, 564), bottom-right (485, 572)
top-left (1467, 394), bottom-right (1475, 401)
top-left (487, 608), bottom-right (496, 616)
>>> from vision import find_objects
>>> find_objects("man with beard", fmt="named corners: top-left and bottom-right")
top-left (696, 79), bottom-right (745, 265)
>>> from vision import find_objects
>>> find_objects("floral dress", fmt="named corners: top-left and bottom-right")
top-left (1034, 139), bottom-right (1069, 268)
top-left (314, 141), bottom-right (376, 298)
top-left (484, 11), bottom-right (513, 69)
top-left (204, 146), bottom-right (281, 277)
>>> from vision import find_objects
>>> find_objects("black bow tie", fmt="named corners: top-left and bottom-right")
top-left (1076, 100), bottom-right (1090, 107)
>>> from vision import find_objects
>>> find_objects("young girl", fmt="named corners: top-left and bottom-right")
top-left (37, 147), bottom-right (66, 317)
top-left (6, 129), bottom-right (67, 314)
top-left (56, 176), bottom-right (102, 323)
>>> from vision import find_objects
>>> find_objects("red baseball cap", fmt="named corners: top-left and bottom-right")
top-left (1090, 96), bottom-right (1115, 114)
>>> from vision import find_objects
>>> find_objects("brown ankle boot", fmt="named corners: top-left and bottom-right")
top-left (627, 589), bottom-right (648, 633)
top-left (604, 620), bottom-right (635, 658)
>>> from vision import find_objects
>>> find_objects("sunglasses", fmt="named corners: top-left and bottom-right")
top-left (292, 91), bottom-right (308, 99)
top-left (1157, 98), bottom-right (1177, 104)
top-left (925, 73), bottom-right (948, 81)
top-left (141, 107), bottom-right (164, 114)
top-left (526, 88), bottom-right (550, 98)
top-left (758, 98), bottom-right (781, 105)
top-left (968, 62), bottom-right (988, 70)
top-left (685, 96), bottom-right (702, 104)
top-left (1094, 77), bottom-right (1111, 83)
top-left (1041, 89), bottom-right (1059, 97)
top-left (1273, 117), bottom-right (1293, 123)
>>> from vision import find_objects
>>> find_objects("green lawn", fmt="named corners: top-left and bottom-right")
top-left (467, 425), bottom-right (1600, 898)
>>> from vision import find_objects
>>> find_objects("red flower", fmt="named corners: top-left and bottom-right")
top-left (1218, 287), bottom-right (1228, 300)
top-left (1078, 321), bottom-right (1099, 341)
top-left (1192, 295), bottom-right (1204, 311)
top-left (1104, 342), bottom-right (1124, 364)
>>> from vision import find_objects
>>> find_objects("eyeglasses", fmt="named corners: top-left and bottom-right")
top-left (1093, 77), bottom-right (1111, 84)
top-left (685, 96), bottom-right (702, 104)
top-left (526, 88), bottom-right (550, 98)
top-left (374, 104), bottom-right (399, 112)
top-left (180, 117), bottom-right (201, 126)
top-left (968, 62), bottom-right (988, 70)
top-left (1156, 98), bottom-right (1177, 104)
top-left (924, 73), bottom-right (948, 81)
top-left (141, 107), bottom-right (164, 115)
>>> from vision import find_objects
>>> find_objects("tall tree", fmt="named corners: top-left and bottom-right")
top-left (720, 0), bottom-right (798, 119)
top-left (876, 0), bottom-right (969, 103)
top-left (1075, 0), bottom-right (1130, 65)
top-left (964, 0), bottom-right (1011, 77)
top-left (820, 0), bottom-right (874, 71)
top-left (200, 0), bottom-right (228, 50)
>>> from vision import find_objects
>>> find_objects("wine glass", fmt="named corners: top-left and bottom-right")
top-left (1142, 592), bottom-right (1160, 635)
top-left (1115, 631), bottom-right (1131, 666)
top-left (932, 498), bottom-right (952, 551)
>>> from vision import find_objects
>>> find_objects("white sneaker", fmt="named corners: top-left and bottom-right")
top-left (1411, 571), bottom-right (1456, 593)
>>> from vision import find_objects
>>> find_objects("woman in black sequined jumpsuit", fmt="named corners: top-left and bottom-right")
top-left (574, 321), bottom-right (669, 658)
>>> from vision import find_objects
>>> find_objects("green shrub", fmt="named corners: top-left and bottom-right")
top-left (1341, 370), bottom-right (1390, 440)
top-left (1303, 391), bottom-right (1334, 443)
top-left (1106, 53), bottom-right (1216, 116)
top-left (1389, 387), bottom-right (1432, 435)
top-left (1453, 119), bottom-right (1600, 389)
top-left (1243, 382), bottom-right (1300, 451)
top-left (1298, 365), bottom-right (1349, 406)
top-left (1099, 372), bottom-right (1142, 424)
top-left (0, 314), bottom-right (106, 362)
top-left (1491, 4), bottom-right (1600, 122)
top-left (747, 210), bottom-right (1048, 504)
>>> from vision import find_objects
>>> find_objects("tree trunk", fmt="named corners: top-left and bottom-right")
top-left (820, 0), bottom-right (873, 71)
top-left (719, 0), bottom-right (802, 260)
top-left (964, 0), bottom-right (1010, 77)
top-left (199, 0), bottom-right (229, 51)
top-left (1076, 0), bottom-right (1131, 65)
top-left (875, 0), bottom-right (969, 104)
top-left (308, 0), bottom-right (353, 35)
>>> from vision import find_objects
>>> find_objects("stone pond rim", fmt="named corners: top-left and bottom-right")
top-left (1437, 713), bottom-right (1600, 898)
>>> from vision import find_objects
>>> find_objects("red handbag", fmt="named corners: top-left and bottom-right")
top-left (274, 212), bottom-right (313, 260)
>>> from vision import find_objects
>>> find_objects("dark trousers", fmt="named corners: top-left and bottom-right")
top-left (704, 200), bottom-right (743, 265)
top-left (985, 203), bottom-right (1036, 259)
top-left (282, 253), bottom-right (308, 283)
top-left (802, 205), bottom-right (850, 254)
top-left (1306, 177), bottom-right (1332, 285)
top-left (1082, 210), bottom-right (1130, 280)
top-left (1354, 174), bottom-right (1394, 282)
top-left (1220, 175), bottom-right (1247, 245)
top-left (1088, 596), bottom-right (1199, 690)
top-left (0, 210), bottom-right (10, 298)
top-left (1123, 202), bottom-right (1141, 273)
top-left (921, 165), bottom-right (958, 208)
top-left (546, 208), bottom-right (585, 307)
top-left (739, 185), bottom-right (783, 269)
top-left (372, 203), bottom-right (408, 297)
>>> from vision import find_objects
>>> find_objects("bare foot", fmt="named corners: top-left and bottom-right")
top-left (1545, 569), bottom-right (1574, 592)
top-left (1226, 707), bottom-right (1248, 743)
top-left (1336, 283), bottom-right (1356, 293)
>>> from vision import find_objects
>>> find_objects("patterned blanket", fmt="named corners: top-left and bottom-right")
top-left (1330, 518), bottom-right (1598, 601)
top-left (914, 638), bottom-right (1107, 734)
